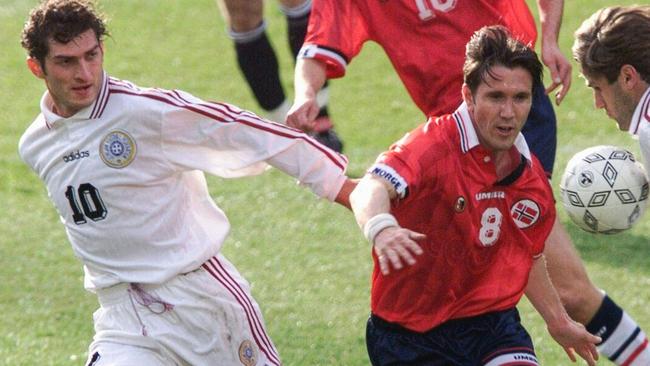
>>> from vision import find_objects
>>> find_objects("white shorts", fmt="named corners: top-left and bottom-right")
top-left (85, 254), bottom-right (281, 366)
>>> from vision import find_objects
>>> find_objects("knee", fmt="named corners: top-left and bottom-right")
top-left (221, 1), bottom-right (264, 32)
top-left (554, 280), bottom-right (604, 324)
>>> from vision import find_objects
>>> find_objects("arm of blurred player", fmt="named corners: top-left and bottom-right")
top-left (537, 0), bottom-right (572, 105)
top-left (350, 174), bottom-right (425, 275)
top-left (286, 58), bottom-right (327, 132)
top-left (334, 178), bottom-right (358, 210)
top-left (525, 255), bottom-right (601, 366)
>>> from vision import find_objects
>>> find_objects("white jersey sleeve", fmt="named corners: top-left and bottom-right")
top-left (159, 89), bottom-right (347, 201)
top-left (18, 75), bottom-right (348, 290)
top-left (630, 87), bottom-right (650, 168)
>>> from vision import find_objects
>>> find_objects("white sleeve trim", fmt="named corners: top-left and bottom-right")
top-left (368, 163), bottom-right (408, 199)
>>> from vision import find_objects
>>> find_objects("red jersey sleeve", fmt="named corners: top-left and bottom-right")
top-left (370, 119), bottom-right (448, 200)
top-left (300, 0), bottom-right (370, 78)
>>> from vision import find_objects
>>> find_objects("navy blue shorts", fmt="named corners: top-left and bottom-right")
top-left (366, 308), bottom-right (539, 366)
top-left (522, 83), bottom-right (557, 178)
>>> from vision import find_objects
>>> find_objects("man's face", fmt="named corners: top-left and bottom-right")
top-left (582, 71), bottom-right (637, 131)
top-left (463, 65), bottom-right (533, 153)
top-left (28, 29), bottom-right (104, 118)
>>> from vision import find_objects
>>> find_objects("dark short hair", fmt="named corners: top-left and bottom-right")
top-left (21, 0), bottom-right (108, 66)
top-left (573, 6), bottom-right (650, 84)
top-left (463, 25), bottom-right (542, 93)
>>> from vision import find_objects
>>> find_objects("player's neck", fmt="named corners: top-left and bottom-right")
top-left (493, 148), bottom-right (521, 181)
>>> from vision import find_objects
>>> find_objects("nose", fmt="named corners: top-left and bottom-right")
top-left (75, 60), bottom-right (92, 80)
top-left (500, 100), bottom-right (515, 119)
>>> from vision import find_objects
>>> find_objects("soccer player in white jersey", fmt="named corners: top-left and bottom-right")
top-left (572, 5), bottom-right (650, 366)
top-left (19, 1), bottom-right (353, 365)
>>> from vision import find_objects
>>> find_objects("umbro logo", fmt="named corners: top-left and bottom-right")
top-left (62, 150), bottom-right (90, 163)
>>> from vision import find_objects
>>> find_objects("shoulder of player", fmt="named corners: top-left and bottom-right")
top-left (105, 77), bottom-right (245, 123)
top-left (106, 77), bottom-right (191, 107)
top-left (19, 113), bottom-right (48, 151)
top-left (396, 116), bottom-right (455, 159)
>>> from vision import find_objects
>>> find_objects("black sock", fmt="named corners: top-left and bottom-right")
top-left (233, 26), bottom-right (285, 111)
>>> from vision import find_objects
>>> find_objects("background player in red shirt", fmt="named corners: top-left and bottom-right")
top-left (288, 1), bottom-right (649, 363)
top-left (350, 25), bottom-right (600, 366)
top-left (214, 0), bottom-right (342, 151)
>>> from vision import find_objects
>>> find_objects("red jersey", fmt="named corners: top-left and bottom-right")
top-left (367, 103), bottom-right (555, 332)
top-left (301, 0), bottom-right (537, 116)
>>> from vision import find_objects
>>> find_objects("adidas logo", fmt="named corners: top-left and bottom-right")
top-left (62, 150), bottom-right (90, 163)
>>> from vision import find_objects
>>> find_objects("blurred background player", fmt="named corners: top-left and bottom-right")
top-left (573, 6), bottom-right (650, 364)
top-left (215, 0), bottom-right (342, 151)
top-left (350, 25), bottom-right (600, 366)
top-left (287, 1), bottom-right (650, 364)
top-left (19, 1), bottom-right (353, 364)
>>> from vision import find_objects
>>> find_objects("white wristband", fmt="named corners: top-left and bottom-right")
top-left (363, 213), bottom-right (399, 245)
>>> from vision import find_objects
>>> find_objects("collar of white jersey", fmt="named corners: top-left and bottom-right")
top-left (628, 86), bottom-right (650, 136)
top-left (41, 71), bottom-right (110, 129)
top-left (451, 101), bottom-right (533, 162)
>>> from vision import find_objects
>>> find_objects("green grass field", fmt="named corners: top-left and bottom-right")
top-left (1, 0), bottom-right (648, 364)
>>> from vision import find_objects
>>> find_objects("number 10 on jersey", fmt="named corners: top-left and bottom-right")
top-left (415, 0), bottom-right (457, 20)
top-left (65, 183), bottom-right (107, 224)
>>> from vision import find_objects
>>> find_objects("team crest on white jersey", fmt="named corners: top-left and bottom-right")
top-left (99, 130), bottom-right (136, 169)
top-left (510, 199), bottom-right (540, 228)
top-left (238, 339), bottom-right (258, 366)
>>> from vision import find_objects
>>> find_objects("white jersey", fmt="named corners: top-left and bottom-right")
top-left (629, 86), bottom-right (650, 168)
top-left (19, 73), bottom-right (348, 291)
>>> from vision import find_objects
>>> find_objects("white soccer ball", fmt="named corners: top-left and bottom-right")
top-left (560, 145), bottom-right (649, 234)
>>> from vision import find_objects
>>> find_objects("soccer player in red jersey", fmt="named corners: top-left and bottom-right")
top-left (214, 0), bottom-right (343, 151)
top-left (350, 25), bottom-right (600, 366)
top-left (289, 1), bottom-right (650, 364)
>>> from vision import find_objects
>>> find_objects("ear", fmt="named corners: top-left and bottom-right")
top-left (27, 57), bottom-right (45, 79)
top-left (618, 64), bottom-right (640, 90)
top-left (461, 84), bottom-right (473, 109)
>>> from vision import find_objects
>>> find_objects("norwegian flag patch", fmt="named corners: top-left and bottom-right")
top-left (511, 199), bottom-right (540, 228)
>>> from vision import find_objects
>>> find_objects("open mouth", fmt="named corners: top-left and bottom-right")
top-left (496, 126), bottom-right (515, 134)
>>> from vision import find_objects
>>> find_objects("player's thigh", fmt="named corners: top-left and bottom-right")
top-left (543, 216), bottom-right (595, 291)
top-left (543, 216), bottom-right (604, 322)
top-left (216, 0), bottom-right (264, 31)
top-left (85, 343), bottom-right (169, 366)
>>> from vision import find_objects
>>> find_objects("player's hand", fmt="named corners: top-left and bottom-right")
top-left (541, 42), bottom-right (572, 106)
top-left (286, 97), bottom-right (320, 132)
top-left (547, 316), bottom-right (601, 366)
top-left (373, 226), bottom-right (425, 275)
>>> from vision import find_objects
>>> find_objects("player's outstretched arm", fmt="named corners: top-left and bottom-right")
top-left (287, 58), bottom-right (327, 131)
top-left (525, 255), bottom-right (601, 366)
top-left (350, 175), bottom-right (424, 275)
top-left (334, 178), bottom-right (358, 210)
top-left (537, 0), bottom-right (572, 105)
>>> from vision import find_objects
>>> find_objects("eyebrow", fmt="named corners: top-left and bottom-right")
top-left (50, 43), bottom-right (100, 60)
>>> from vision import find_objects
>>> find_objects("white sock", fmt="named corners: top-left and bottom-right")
top-left (266, 99), bottom-right (291, 124)
top-left (598, 312), bottom-right (650, 365)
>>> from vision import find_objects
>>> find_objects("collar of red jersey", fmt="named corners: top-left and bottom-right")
top-left (628, 86), bottom-right (650, 136)
top-left (454, 102), bottom-right (533, 163)
top-left (41, 71), bottom-right (109, 128)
